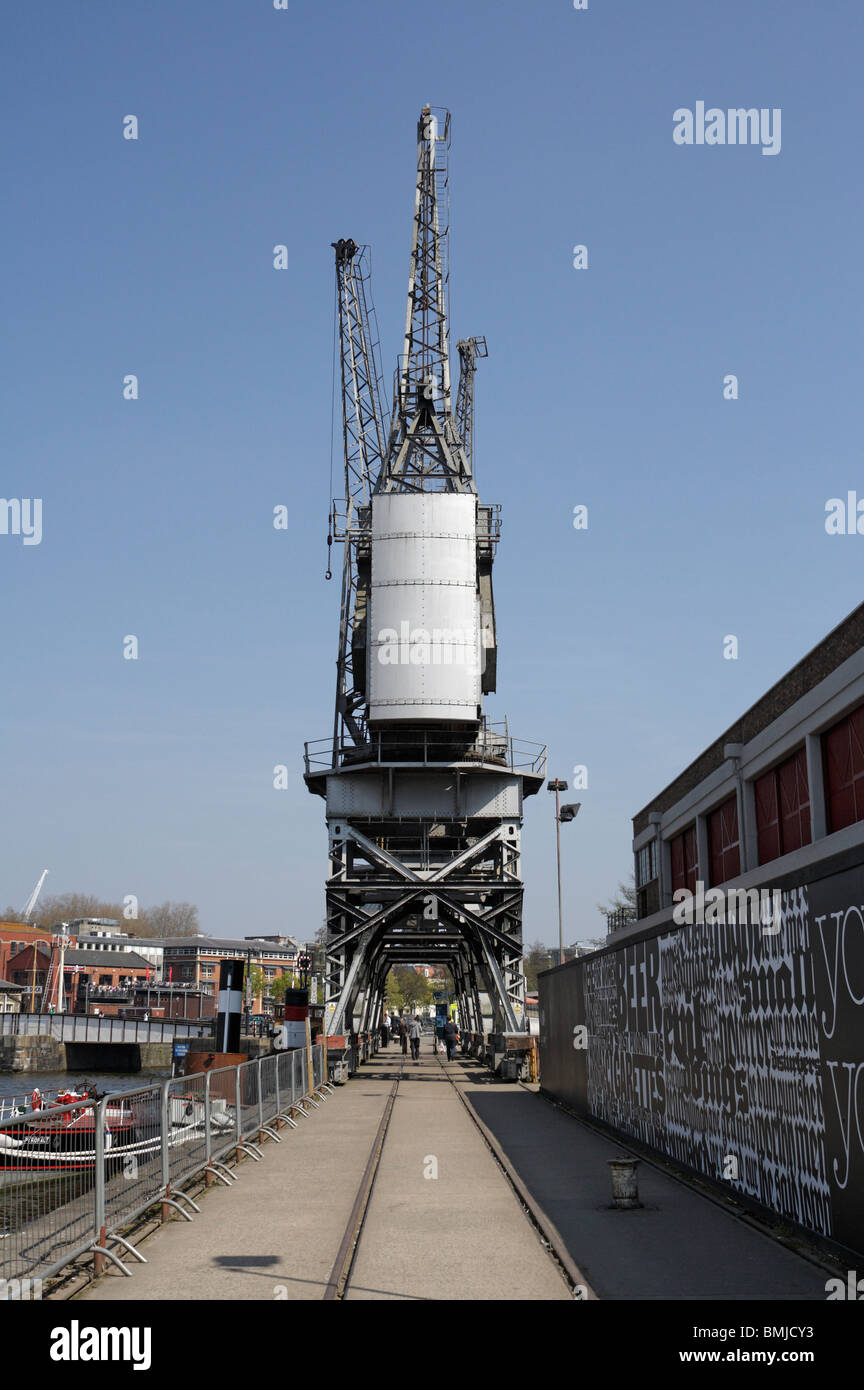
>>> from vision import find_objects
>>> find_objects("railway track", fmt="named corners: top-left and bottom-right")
top-left (321, 1049), bottom-right (593, 1301)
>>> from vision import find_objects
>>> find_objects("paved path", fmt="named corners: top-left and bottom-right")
top-left (80, 1049), bottom-right (569, 1302)
top-left (343, 1051), bottom-right (568, 1300)
top-left (456, 1060), bottom-right (829, 1301)
top-left (80, 1049), bottom-right (830, 1302)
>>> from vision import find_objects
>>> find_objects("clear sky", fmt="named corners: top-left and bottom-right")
top-left (2, 1), bottom-right (862, 945)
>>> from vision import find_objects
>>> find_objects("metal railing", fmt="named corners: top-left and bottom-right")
top-left (0, 1043), bottom-right (327, 1288)
top-left (304, 722), bottom-right (547, 777)
top-left (0, 1014), bottom-right (214, 1043)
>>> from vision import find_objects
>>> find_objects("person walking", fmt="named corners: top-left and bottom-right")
top-left (399, 1014), bottom-right (409, 1056)
top-left (443, 1015), bottom-right (459, 1061)
top-left (380, 1013), bottom-right (389, 1048)
top-left (408, 1015), bottom-right (422, 1062)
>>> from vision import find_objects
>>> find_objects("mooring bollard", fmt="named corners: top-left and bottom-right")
top-left (608, 1156), bottom-right (641, 1209)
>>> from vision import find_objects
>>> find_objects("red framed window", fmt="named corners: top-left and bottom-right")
top-left (669, 825), bottom-right (698, 894)
top-left (754, 745), bottom-right (811, 864)
top-left (824, 704), bottom-right (864, 833)
top-left (708, 795), bottom-right (740, 886)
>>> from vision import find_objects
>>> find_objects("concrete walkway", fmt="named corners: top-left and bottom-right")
top-left (456, 1060), bottom-right (830, 1301)
top-left (79, 1050), bottom-right (831, 1302)
top-left (343, 1051), bottom-right (568, 1300)
top-left (80, 1050), bottom-right (569, 1302)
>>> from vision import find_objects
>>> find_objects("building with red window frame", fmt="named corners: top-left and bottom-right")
top-left (624, 601), bottom-right (864, 935)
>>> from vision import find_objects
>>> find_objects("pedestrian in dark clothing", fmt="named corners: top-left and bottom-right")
top-left (380, 1016), bottom-right (389, 1047)
top-left (408, 1015), bottom-right (422, 1061)
top-left (399, 1016), bottom-right (408, 1055)
top-left (443, 1017), bottom-right (459, 1061)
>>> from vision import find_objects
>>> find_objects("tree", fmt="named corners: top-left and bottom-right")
top-left (247, 966), bottom-right (267, 1008)
top-left (523, 940), bottom-right (553, 992)
top-left (399, 969), bottom-right (433, 1012)
top-left (1, 893), bottom-right (202, 938)
top-left (270, 971), bottom-right (299, 1001)
top-left (143, 901), bottom-right (199, 938)
top-left (385, 970), bottom-right (404, 1010)
top-left (596, 873), bottom-right (637, 922)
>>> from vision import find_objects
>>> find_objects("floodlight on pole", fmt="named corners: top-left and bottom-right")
top-left (547, 780), bottom-right (571, 963)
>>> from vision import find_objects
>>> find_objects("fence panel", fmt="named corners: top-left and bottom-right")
top-left (100, 1084), bottom-right (163, 1236)
top-left (258, 1054), bottom-right (278, 1128)
top-left (0, 1097), bottom-right (101, 1283)
top-left (237, 1061), bottom-right (261, 1141)
top-left (295, 1046), bottom-right (307, 1100)
top-left (0, 1043), bottom-right (329, 1285)
top-left (312, 1043), bottom-right (325, 1090)
top-left (204, 1066), bottom-right (239, 1165)
top-left (165, 1073), bottom-right (209, 1191)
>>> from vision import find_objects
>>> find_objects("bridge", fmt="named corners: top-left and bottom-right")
top-left (0, 1014), bottom-right (212, 1045)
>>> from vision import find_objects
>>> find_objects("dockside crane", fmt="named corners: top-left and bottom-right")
top-left (305, 109), bottom-right (546, 1077)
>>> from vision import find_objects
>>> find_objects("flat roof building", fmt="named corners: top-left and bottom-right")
top-left (626, 600), bottom-right (864, 935)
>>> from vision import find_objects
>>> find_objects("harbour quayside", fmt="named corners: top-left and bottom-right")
top-left (0, 1083), bottom-right (234, 1187)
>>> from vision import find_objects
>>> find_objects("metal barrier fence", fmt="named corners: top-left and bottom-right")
top-left (0, 1043), bottom-right (328, 1287)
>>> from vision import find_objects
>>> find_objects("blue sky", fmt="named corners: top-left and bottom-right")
top-left (2, 0), bottom-right (862, 944)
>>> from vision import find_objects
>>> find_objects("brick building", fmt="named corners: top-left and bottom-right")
top-left (627, 600), bottom-right (864, 933)
top-left (6, 944), bottom-right (150, 1013)
top-left (161, 937), bottom-right (298, 1013)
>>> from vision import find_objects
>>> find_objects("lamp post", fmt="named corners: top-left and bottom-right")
top-left (546, 781), bottom-right (581, 965)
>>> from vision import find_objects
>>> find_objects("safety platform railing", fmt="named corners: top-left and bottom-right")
top-left (0, 1042), bottom-right (329, 1290)
top-left (304, 724), bottom-right (547, 777)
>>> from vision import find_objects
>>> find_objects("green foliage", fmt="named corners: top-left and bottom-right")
top-left (269, 971), bottom-right (300, 1001)
top-left (385, 967), bottom-right (433, 1012)
top-left (247, 966), bottom-right (267, 1000)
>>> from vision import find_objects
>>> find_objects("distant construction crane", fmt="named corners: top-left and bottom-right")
top-left (20, 869), bottom-right (49, 923)
top-left (304, 109), bottom-right (547, 1064)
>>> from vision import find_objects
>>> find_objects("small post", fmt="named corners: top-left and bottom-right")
top-left (608, 1157), bottom-right (642, 1209)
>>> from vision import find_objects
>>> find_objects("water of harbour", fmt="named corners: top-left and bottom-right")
top-left (0, 1069), bottom-right (170, 1108)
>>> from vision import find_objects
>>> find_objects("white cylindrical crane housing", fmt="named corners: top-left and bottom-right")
top-left (368, 493), bottom-right (481, 723)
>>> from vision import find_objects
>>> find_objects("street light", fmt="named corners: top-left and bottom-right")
top-left (547, 781), bottom-right (581, 964)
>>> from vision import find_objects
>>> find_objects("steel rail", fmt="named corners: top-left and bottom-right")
top-left (436, 1054), bottom-right (597, 1300)
top-left (321, 1061), bottom-right (403, 1301)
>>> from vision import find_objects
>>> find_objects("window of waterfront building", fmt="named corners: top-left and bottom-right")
top-left (823, 703), bottom-right (864, 834)
top-left (669, 825), bottom-right (698, 895)
top-left (636, 839), bottom-right (658, 888)
top-left (755, 745), bottom-right (811, 863)
top-left (708, 795), bottom-right (740, 886)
